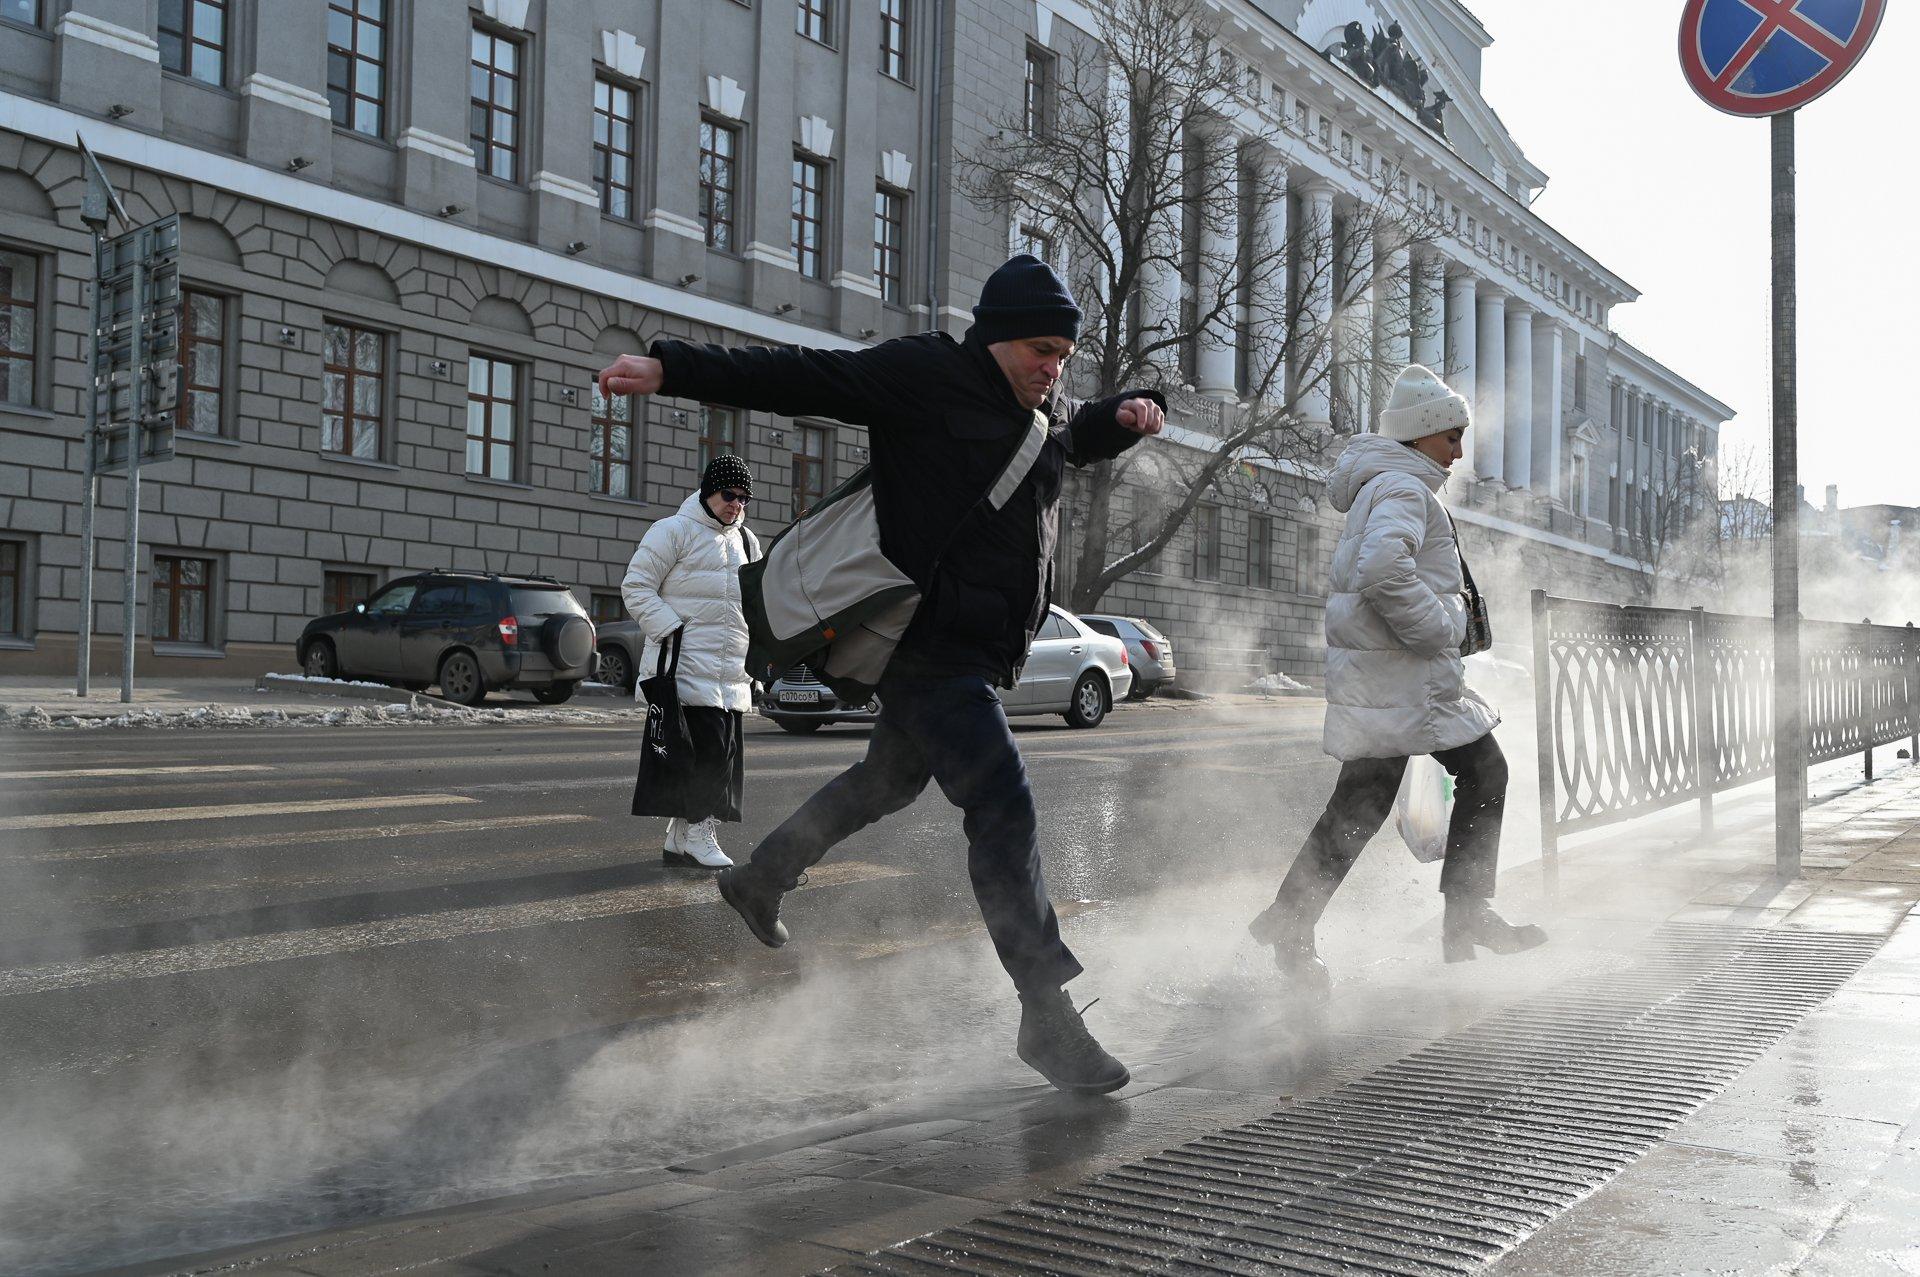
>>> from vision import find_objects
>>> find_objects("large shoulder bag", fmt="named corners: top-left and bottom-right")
top-left (1445, 510), bottom-right (1494, 657)
top-left (631, 628), bottom-right (695, 817)
top-left (738, 408), bottom-right (1050, 702)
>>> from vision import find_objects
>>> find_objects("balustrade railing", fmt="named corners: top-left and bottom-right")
top-left (1531, 590), bottom-right (1920, 869)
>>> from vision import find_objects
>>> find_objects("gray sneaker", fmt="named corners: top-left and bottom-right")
top-left (717, 865), bottom-right (790, 948)
top-left (1016, 987), bottom-right (1129, 1094)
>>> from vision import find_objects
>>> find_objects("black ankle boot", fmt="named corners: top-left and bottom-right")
top-left (1016, 987), bottom-right (1130, 1095)
top-left (1247, 906), bottom-right (1333, 1004)
top-left (1442, 895), bottom-right (1547, 963)
top-left (716, 865), bottom-right (790, 948)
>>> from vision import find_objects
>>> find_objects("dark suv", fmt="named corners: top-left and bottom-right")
top-left (296, 572), bottom-right (597, 706)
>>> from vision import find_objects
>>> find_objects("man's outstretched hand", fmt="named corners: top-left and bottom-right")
top-left (597, 354), bottom-right (663, 399)
top-left (1116, 397), bottom-right (1165, 436)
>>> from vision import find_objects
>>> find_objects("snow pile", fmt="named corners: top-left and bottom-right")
top-left (1248, 671), bottom-right (1309, 694)
top-left (0, 701), bottom-right (649, 732)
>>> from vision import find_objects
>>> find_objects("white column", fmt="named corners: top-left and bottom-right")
top-left (1340, 214), bottom-right (1374, 430)
top-left (1474, 288), bottom-right (1506, 481)
top-left (1139, 115), bottom-right (1184, 355)
top-left (1294, 180), bottom-right (1336, 428)
top-left (1410, 251), bottom-right (1446, 371)
top-left (1374, 232), bottom-right (1412, 414)
top-left (1444, 272), bottom-right (1478, 471)
top-left (1252, 156), bottom-right (1290, 398)
top-left (1532, 318), bottom-right (1565, 500)
top-left (1194, 130), bottom-right (1240, 399)
top-left (1503, 301), bottom-right (1534, 490)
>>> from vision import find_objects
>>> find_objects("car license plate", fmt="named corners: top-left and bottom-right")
top-left (780, 690), bottom-right (821, 704)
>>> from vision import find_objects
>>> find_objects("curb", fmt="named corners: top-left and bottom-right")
top-left (254, 673), bottom-right (462, 711)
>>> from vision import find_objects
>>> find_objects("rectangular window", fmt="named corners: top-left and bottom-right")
top-left (698, 405), bottom-right (740, 472)
top-left (589, 385), bottom-right (634, 498)
top-left (0, 248), bottom-right (35, 407)
top-left (796, 0), bottom-right (831, 44)
top-left (1023, 46), bottom-right (1051, 137)
top-left (152, 555), bottom-right (213, 644)
top-left (1294, 525), bottom-right (1320, 591)
top-left (880, 0), bottom-right (909, 80)
top-left (175, 289), bottom-right (224, 435)
top-left (1609, 475), bottom-right (1620, 526)
top-left (1248, 513), bottom-right (1273, 589)
top-left (2, 1), bottom-right (41, 30)
top-left (1193, 506), bottom-right (1220, 581)
top-left (1573, 353), bottom-right (1588, 410)
top-left (791, 154), bottom-right (827, 279)
top-left (327, 0), bottom-right (386, 137)
top-left (323, 569), bottom-right (375, 617)
top-left (1572, 455), bottom-right (1589, 517)
top-left (699, 118), bottom-right (739, 250)
top-left (873, 186), bottom-right (905, 303)
top-left (159, 0), bottom-right (226, 86)
top-left (593, 76), bottom-right (639, 219)
top-left (590, 592), bottom-right (625, 625)
top-left (470, 25), bottom-right (523, 182)
top-left (0, 540), bottom-right (20, 638)
top-left (465, 355), bottom-right (517, 480)
top-left (792, 424), bottom-right (830, 519)
top-left (323, 321), bottom-right (385, 458)
top-left (1015, 223), bottom-right (1053, 262)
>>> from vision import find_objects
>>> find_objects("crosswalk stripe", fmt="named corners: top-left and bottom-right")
top-left (16, 813), bottom-right (597, 864)
top-left (0, 764), bottom-right (280, 781)
top-left (0, 859), bottom-right (912, 998)
top-left (0, 793), bottom-right (476, 832)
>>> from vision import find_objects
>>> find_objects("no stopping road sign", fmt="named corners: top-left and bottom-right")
top-left (1680, 0), bottom-right (1885, 117)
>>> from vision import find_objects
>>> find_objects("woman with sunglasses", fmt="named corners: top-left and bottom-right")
top-left (621, 455), bottom-right (761, 868)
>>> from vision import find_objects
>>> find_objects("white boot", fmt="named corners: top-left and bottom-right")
top-left (661, 818), bottom-right (687, 863)
top-left (679, 817), bottom-right (733, 868)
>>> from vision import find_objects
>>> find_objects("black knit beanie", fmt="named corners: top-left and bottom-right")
top-left (700, 454), bottom-right (753, 499)
top-left (969, 254), bottom-right (1081, 346)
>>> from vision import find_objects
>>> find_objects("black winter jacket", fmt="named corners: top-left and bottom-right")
top-left (650, 330), bottom-right (1163, 686)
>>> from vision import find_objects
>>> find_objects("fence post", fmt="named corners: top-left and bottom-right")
top-left (1531, 589), bottom-right (1559, 895)
top-left (1860, 628), bottom-right (1875, 782)
top-left (1689, 606), bottom-right (1715, 839)
top-left (1907, 622), bottom-right (1918, 767)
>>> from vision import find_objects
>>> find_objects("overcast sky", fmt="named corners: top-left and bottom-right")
top-left (1466, 0), bottom-right (1915, 510)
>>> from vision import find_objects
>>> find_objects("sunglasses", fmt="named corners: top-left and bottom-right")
top-left (717, 489), bottom-right (752, 504)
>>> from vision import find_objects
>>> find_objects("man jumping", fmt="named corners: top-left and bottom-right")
top-left (598, 255), bottom-right (1165, 1093)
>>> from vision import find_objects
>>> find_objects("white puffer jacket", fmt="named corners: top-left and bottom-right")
top-left (1320, 434), bottom-right (1499, 761)
top-left (621, 493), bottom-right (760, 711)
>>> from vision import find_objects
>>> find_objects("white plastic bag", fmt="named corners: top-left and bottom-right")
top-left (1395, 755), bottom-right (1453, 863)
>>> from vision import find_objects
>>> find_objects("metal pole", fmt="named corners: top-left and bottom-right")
top-left (1771, 112), bottom-right (1804, 879)
top-left (1907, 622), bottom-right (1918, 765)
top-left (1859, 632), bottom-right (1873, 782)
top-left (1690, 605), bottom-right (1715, 839)
top-left (119, 252), bottom-right (145, 705)
top-left (1530, 589), bottom-right (1559, 894)
top-left (75, 234), bottom-right (103, 698)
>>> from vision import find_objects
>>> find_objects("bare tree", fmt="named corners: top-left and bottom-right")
top-left (958, 0), bottom-right (1445, 611)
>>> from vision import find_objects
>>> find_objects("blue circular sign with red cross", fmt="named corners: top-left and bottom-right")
top-left (1680, 0), bottom-right (1885, 116)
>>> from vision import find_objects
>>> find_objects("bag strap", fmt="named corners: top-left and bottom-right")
top-left (1443, 509), bottom-right (1482, 598)
top-left (655, 626), bottom-right (683, 678)
top-left (985, 408), bottom-right (1051, 512)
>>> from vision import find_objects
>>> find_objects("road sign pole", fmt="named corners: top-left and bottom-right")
top-left (119, 253), bottom-right (146, 705)
top-left (1771, 110), bottom-right (1804, 879)
top-left (75, 231), bottom-right (104, 699)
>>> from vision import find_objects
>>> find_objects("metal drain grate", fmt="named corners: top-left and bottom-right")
top-left (823, 924), bottom-right (1883, 1276)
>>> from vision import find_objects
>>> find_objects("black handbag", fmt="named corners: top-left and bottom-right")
top-left (631, 628), bottom-right (696, 817)
top-left (1447, 513), bottom-right (1494, 657)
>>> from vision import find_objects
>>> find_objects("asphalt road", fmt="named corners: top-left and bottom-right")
top-left (0, 697), bottom-right (1352, 1275)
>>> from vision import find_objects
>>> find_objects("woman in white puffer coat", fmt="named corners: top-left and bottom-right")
top-left (1248, 366), bottom-right (1545, 999)
top-left (622, 455), bottom-right (760, 869)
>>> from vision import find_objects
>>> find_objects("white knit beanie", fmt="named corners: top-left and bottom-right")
top-left (1376, 364), bottom-right (1471, 443)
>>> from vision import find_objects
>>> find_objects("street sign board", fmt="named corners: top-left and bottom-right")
top-left (1680, 0), bottom-right (1886, 117)
top-left (89, 215), bottom-right (180, 475)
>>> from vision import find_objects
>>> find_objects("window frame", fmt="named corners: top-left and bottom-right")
top-left (322, 319), bottom-right (388, 461)
top-left (796, 0), bottom-right (833, 47)
top-left (470, 23), bottom-right (525, 184)
top-left (327, 0), bottom-right (387, 138)
top-left (151, 553), bottom-right (216, 647)
top-left (1023, 45), bottom-right (1053, 138)
top-left (465, 354), bottom-right (521, 482)
top-left (592, 73), bottom-right (641, 221)
top-left (1293, 525), bottom-right (1320, 592)
top-left (697, 405), bottom-right (741, 472)
top-left (0, 537), bottom-right (24, 640)
top-left (589, 385), bottom-right (636, 498)
top-left (698, 116), bottom-right (741, 252)
top-left (159, 0), bottom-right (228, 87)
top-left (0, 245), bottom-right (40, 410)
top-left (791, 423), bottom-right (831, 521)
top-left (879, 0), bottom-right (910, 81)
top-left (322, 568), bottom-right (377, 617)
top-left (1248, 512), bottom-right (1273, 590)
top-left (0, 0), bottom-right (41, 34)
top-left (174, 287), bottom-right (228, 437)
top-left (589, 591), bottom-right (625, 625)
top-left (791, 152), bottom-right (828, 280)
top-left (873, 184), bottom-right (906, 304)
top-left (1192, 504), bottom-right (1221, 582)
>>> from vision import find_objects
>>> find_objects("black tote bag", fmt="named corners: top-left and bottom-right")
top-left (631, 628), bottom-right (697, 817)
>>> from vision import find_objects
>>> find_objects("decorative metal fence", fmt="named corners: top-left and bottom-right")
top-left (1531, 590), bottom-right (1920, 864)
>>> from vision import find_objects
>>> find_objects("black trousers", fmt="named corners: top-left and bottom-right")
top-left (746, 672), bottom-right (1082, 995)
top-left (1267, 731), bottom-right (1509, 925)
top-left (679, 706), bottom-right (745, 823)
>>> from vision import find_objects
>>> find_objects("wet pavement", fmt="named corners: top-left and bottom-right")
top-left (43, 740), bottom-right (1920, 1276)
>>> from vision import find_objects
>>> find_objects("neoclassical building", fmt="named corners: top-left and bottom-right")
top-left (0, 0), bottom-right (1730, 681)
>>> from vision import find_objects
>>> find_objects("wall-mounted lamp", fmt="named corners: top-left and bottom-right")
top-left (428, 359), bottom-right (450, 376)
top-left (677, 273), bottom-right (700, 287)
top-left (670, 409), bottom-right (688, 424)
top-left (772, 302), bottom-right (797, 315)
top-left (277, 326), bottom-right (299, 346)
top-left (106, 104), bottom-right (134, 120)
top-left (436, 203), bottom-right (464, 218)
top-left (564, 240), bottom-right (589, 255)
top-left (558, 387), bottom-right (578, 405)
top-left (858, 327), bottom-right (878, 339)
top-left (286, 156), bottom-right (313, 173)
top-left (851, 445), bottom-right (869, 461)
top-left (766, 428), bottom-right (786, 447)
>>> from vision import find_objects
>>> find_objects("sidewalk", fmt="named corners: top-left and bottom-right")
top-left (98, 764), bottom-right (1920, 1277)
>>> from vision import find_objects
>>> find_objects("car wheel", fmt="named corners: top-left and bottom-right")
top-left (1126, 679), bottom-right (1153, 702)
top-left (303, 640), bottom-right (339, 679)
top-left (597, 645), bottom-right (635, 693)
top-left (437, 651), bottom-right (488, 706)
top-left (532, 683), bottom-right (577, 705)
top-left (1065, 673), bottom-right (1108, 728)
top-left (776, 718), bottom-right (823, 735)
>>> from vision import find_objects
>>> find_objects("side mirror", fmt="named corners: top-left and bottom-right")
top-left (355, 603), bottom-right (367, 614)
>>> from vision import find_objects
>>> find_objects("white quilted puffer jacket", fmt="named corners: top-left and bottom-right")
top-left (620, 492), bottom-right (760, 711)
top-left (1320, 433), bottom-right (1499, 761)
